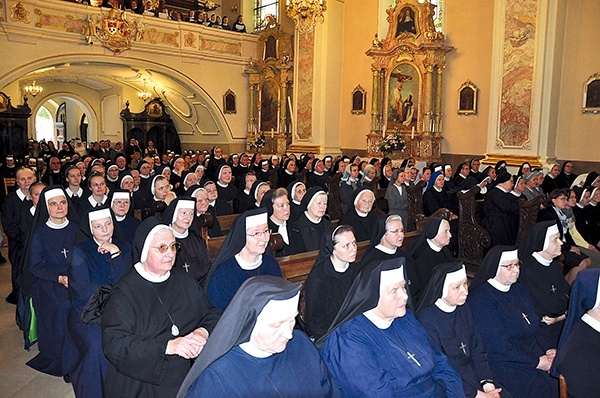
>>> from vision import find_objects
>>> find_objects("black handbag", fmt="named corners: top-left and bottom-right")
top-left (81, 284), bottom-right (113, 326)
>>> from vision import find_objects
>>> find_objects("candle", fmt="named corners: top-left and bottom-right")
top-left (411, 126), bottom-right (415, 139)
top-left (271, 128), bottom-right (274, 139)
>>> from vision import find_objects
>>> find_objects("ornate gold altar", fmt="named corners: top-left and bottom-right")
top-left (366, 0), bottom-right (452, 162)
top-left (244, 16), bottom-right (294, 154)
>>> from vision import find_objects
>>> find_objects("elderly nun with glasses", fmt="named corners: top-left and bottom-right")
top-left (102, 217), bottom-right (220, 398)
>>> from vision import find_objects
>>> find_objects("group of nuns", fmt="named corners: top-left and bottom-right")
top-left (15, 159), bottom-right (600, 398)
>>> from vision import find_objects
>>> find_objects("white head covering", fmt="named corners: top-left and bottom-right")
top-left (441, 265), bottom-right (467, 298)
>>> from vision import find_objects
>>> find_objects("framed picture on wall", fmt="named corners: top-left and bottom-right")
top-left (458, 80), bottom-right (478, 115)
top-left (351, 85), bottom-right (366, 115)
top-left (583, 70), bottom-right (600, 114)
top-left (223, 90), bottom-right (236, 114)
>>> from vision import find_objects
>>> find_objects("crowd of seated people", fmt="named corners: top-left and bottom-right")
top-left (3, 140), bottom-right (600, 397)
top-left (87, 0), bottom-right (248, 31)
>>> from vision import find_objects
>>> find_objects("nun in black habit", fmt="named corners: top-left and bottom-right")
top-left (162, 197), bottom-right (212, 287)
top-left (177, 276), bottom-right (338, 398)
top-left (102, 218), bottom-right (220, 398)
top-left (67, 206), bottom-right (131, 398)
top-left (518, 221), bottom-right (570, 346)
top-left (288, 186), bottom-right (332, 253)
top-left (206, 208), bottom-right (282, 311)
top-left (338, 186), bottom-right (379, 242)
top-left (187, 185), bottom-right (223, 238)
top-left (553, 269), bottom-right (600, 397)
top-left (416, 262), bottom-right (505, 398)
top-left (360, 214), bottom-right (418, 304)
top-left (407, 217), bottom-right (454, 303)
top-left (287, 181), bottom-right (306, 223)
top-left (468, 246), bottom-right (558, 397)
top-left (109, 189), bottom-right (140, 245)
top-left (260, 188), bottom-right (303, 256)
top-left (23, 186), bottom-right (79, 376)
top-left (303, 225), bottom-right (360, 340)
top-left (481, 170), bottom-right (520, 247)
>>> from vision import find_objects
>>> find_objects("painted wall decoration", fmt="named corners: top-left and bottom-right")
top-left (497, 0), bottom-right (537, 148)
top-left (387, 63), bottom-right (419, 131)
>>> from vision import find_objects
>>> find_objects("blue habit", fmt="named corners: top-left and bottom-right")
top-left (186, 330), bottom-right (338, 397)
top-left (207, 255), bottom-right (282, 312)
top-left (67, 238), bottom-right (131, 398)
top-left (417, 303), bottom-right (495, 398)
top-left (468, 282), bottom-right (558, 397)
top-left (28, 221), bottom-right (79, 376)
top-left (321, 312), bottom-right (464, 398)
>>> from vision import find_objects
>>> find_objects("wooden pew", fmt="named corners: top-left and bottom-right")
top-left (515, 194), bottom-right (545, 245)
top-left (407, 180), bottom-right (426, 232)
top-left (456, 186), bottom-right (491, 266)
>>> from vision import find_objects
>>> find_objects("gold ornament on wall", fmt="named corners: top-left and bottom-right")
top-left (10, 2), bottom-right (30, 24)
top-left (285, 0), bottom-right (327, 35)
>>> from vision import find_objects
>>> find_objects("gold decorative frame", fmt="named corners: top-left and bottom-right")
top-left (351, 85), bottom-right (366, 115)
top-left (583, 70), bottom-right (600, 114)
top-left (458, 80), bottom-right (477, 115)
top-left (223, 89), bottom-right (236, 114)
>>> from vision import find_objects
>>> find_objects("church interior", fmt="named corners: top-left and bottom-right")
top-left (1, 0), bottom-right (600, 396)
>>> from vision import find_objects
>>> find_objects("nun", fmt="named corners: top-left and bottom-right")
top-left (177, 276), bottom-right (338, 398)
top-left (553, 269), bottom-right (600, 397)
top-left (423, 171), bottom-right (459, 217)
top-left (407, 217), bottom-right (454, 303)
top-left (233, 171), bottom-right (256, 213)
top-left (385, 168), bottom-right (409, 229)
top-left (215, 164), bottom-right (237, 203)
top-left (188, 185), bottom-right (223, 238)
top-left (286, 181), bottom-right (306, 223)
top-left (26, 186), bottom-right (79, 376)
top-left (289, 187), bottom-right (332, 253)
top-left (416, 262), bottom-right (504, 398)
top-left (109, 189), bottom-right (140, 244)
top-left (102, 218), bottom-right (220, 398)
top-left (518, 221), bottom-right (570, 345)
top-left (304, 225), bottom-right (360, 339)
top-left (277, 157), bottom-right (297, 189)
top-left (162, 197), bottom-right (212, 287)
top-left (203, 180), bottom-right (232, 216)
top-left (67, 206), bottom-right (131, 397)
top-left (247, 180), bottom-right (271, 210)
top-left (319, 258), bottom-right (464, 397)
top-left (468, 246), bottom-right (558, 397)
top-left (338, 187), bottom-right (378, 242)
top-left (260, 188), bottom-right (302, 256)
top-left (206, 208), bottom-right (282, 311)
top-left (360, 214), bottom-right (418, 302)
top-left (481, 170), bottom-right (520, 247)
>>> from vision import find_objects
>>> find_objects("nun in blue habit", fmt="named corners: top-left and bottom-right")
top-left (468, 246), bottom-right (558, 397)
top-left (206, 208), bottom-right (282, 311)
top-left (26, 186), bottom-right (79, 376)
top-left (319, 258), bottom-right (464, 398)
top-left (553, 269), bottom-right (600, 397)
top-left (67, 206), bottom-right (131, 397)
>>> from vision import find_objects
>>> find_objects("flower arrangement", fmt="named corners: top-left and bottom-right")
top-left (378, 130), bottom-right (406, 155)
top-left (249, 132), bottom-right (266, 151)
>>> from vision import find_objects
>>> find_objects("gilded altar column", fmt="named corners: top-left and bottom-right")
top-left (286, 0), bottom-right (327, 153)
top-left (423, 63), bottom-right (434, 136)
top-left (433, 65), bottom-right (444, 136)
top-left (244, 65), bottom-right (261, 150)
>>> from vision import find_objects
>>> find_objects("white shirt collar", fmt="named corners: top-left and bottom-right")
top-left (363, 310), bottom-right (393, 329)
top-left (115, 214), bottom-right (126, 222)
top-left (134, 262), bottom-right (170, 282)
top-left (217, 181), bottom-right (228, 188)
top-left (88, 195), bottom-right (107, 206)
top-left (532, 252), bottom-right (552, 266)
top-left (30, 206), bottom-right (36, 216)
top-left (17, 189), bottom-right (27, 201)
top-left (487, 278), bottom-right (511, 292)
top-left (235, 253), bottom-right (262, 270)
top-left (239, 342), bottom-right (272, 358)
top-left (375, 244), bottom-right (397, 254)
top-left (46, 218), bottom-right (69, 229)
top-left (434, 298), bottom-right (456, 313)
top-left (433, 186), bottom-right (442, 193)
top-left (356, 209), bottom-right (368, 217)
top-left (171, 227), bottom-right (189, 239)
top-left (582, 313), bottom-right (600, 333)
top-left (426, 239), bottom-right (443, 252)
top-left (496, 185), bottom-right (509, 193)
top-left (304, 211), bottom-right (322, 224)
top-left (66, 187), bottom-right (84, 197)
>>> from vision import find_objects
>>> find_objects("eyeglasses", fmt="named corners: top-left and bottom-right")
top-left (499, 261), bottom-right (521, 271)
top-left (247, 229), bottom-right (270, 239)
top-left (151, 242), bottom-right (181, 253)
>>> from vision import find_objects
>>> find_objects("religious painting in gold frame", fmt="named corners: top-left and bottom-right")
top-left (259, 79), bottom-right (280, 132)
top-left (351, 85), bottom-right (366, 115)
top-left (223, 89), bottom-right (236, 114)
top-left (387, 63), bottom-right (420, 132)
top-left (583, 70), bottom-right (600, 114)
top-left (458, 80), bottom-right (477, 115)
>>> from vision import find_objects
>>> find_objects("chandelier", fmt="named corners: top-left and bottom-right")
top-left (24, 80), bottom-right (43, 97)
top-left (285, 0), bottom-right (327, 34)
top-left (137, 79), bottom-right (153, 101)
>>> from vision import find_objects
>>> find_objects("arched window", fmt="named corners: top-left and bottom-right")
top-left (254, 0), bottom-right (278, 30)
top-left (35, 106), bottom-right (54, 143)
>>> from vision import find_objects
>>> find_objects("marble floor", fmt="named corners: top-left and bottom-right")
top-left (0, 234), bottom-right (74, 398)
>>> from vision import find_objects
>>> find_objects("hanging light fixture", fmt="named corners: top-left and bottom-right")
top-left (137, 79), bottom-right (152, 101)
top-left (24, 80), bottom-right (43, 97)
